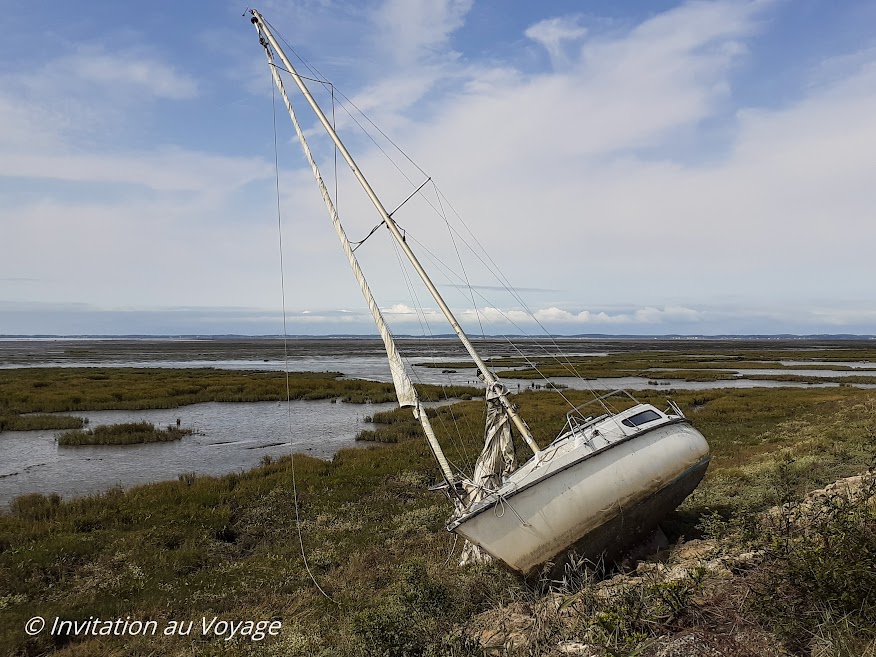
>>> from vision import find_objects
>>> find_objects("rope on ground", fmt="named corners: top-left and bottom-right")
top-left (268, 52), bottom-right (338, 607)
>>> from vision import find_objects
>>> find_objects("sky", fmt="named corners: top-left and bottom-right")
top-left (1, 0), bottom-right (875, 337)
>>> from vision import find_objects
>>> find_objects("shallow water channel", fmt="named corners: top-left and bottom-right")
top-left (2, 342), bottom-right (873, 506)
top-left (0, 399), bottom-right (396, 507)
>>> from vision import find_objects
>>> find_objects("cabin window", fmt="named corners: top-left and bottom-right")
top-left (621, 409), bottom-right (662, 428)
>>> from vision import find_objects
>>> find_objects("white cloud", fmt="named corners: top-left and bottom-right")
top-left (0, 46), bottom-right (198, 144)
top-left (373, 0), bottom-right (473, 66)
top-left (525, 16), bottom-right (588, 68)
top-left (379, 305), bottom-right (705, 327)
top-left (64, 49), bottom-right (198, 100)
top-left (1, 148), bottom-right (270, 192)
top-left (3, 1), bottom-right (875, 335)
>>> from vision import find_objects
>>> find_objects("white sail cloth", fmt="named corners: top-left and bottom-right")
top-left (469, 381), bottom-right (517, 499)
top-left (261, 44), bottom-right (416, 409)
top-left (460, 380), bottom-right (517, 565)
top-left (258, 41), bottom-right (461, 483)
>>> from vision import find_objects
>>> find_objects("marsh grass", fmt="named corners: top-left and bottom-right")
top-left (57, 421), bottom-right (192, 446)
top-left (417, 345), bottom-right (876, 384)
top-left (0, 368), bottom-right (478, 432)
top-left (746, 475), bottom-right (876, 653)
top-left (0, 437), bottom-right (517, 655)
top-left (2, 362), bottom-right (876, 654)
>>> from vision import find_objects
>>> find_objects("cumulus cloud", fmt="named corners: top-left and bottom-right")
top-left (380, 305), bottom-right (704, 326)
top-left (525, 16), bottom-right (588, 68)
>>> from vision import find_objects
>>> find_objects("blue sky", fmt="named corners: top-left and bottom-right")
top-left (1, 0), bottom-right (875, 336)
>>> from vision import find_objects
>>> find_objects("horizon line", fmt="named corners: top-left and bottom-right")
top-left (2, 333), bottom-right (875, 340)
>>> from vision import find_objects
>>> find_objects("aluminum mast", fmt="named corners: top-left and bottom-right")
top-left (254, 20), bottom-right (459, 488)
top-left (251, 10), bottom-right (540, 455)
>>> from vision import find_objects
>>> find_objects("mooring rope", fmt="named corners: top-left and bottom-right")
top-left (268, 57), bottom-right (338, 606)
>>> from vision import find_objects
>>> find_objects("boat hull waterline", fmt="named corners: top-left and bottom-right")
top-left (449, 422), bottom-right (710, 575)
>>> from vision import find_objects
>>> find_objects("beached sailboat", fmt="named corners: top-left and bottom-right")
top-left (250, 11), bottom-right (710, 575)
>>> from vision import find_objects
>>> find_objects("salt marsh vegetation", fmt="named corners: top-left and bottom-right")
top-left (57, 421), bottom-right (192, 446)
top-left (2, 340), bottom-right (876, 655)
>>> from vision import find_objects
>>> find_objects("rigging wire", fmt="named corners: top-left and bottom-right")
top-left (265, 26), bottom-right (481, 477)
top-left (263, 19), bottom-right (423, 190)
top-left (263, 20), bottom-right (586, 379)
top-left (389, 236), bottom-right (431, 340)
top-left (269, 56), bottom-right (338, 607)
top-left (432, 187), bottom-right (600, 390)
top-left (264, 19), bottom-right (604, 421)
top-left (332, 85), bottom-right (339, 221)
top-left (398, 228), bottom-right (581, 411)
top-left (317, 74), bottom-right (600, 392)
top-left (349, 220), bottom-right (385, 252)
top-left (434, 181), bottom-right (486, 340)
top-left (389, 236), bottom-right (480, 477)
top-left (263, 17), bottom-right (428, 179)
top-left (316, 79), bottom-right (601, 397)
top-left (270, 33), bottom-right (479, 482)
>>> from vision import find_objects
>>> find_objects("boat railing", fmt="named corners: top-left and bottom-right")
top-left (665, 399), bottom-right (686, 418)
top-left (557, 389), bottom-right (638, 444)
top-left (565, 389), bottom-right (638, 421)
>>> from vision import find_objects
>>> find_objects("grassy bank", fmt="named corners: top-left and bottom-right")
top-left (0, 368), bottom-right (478, 431)
top-left (57, 421), bottom-right (193, 446)
top-left (0, 414), bottom-right (85, 432)
top-left (415, 345), bottom-right (876, 384)
top-left (2, 382), bottom-right (876, 655)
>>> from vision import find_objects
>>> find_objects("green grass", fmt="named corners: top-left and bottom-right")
top-left (0, 414), bottom-right (85, 431)
top-left (57, 421), bottom-right (193, 446)
top-left (0, 368), bottom-right (478, 432)
top-left (415, 344), bottom-right (876, 384)
top-left (2, 356), bottom-right (876, 655)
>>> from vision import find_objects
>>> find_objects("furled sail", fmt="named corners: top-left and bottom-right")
top-left (256, 29), bottom-right (460, 486)
top-left (468, 379), bottom-right (517, 504)
top-left (299, 158), bottom-right (417, 408)
top-left (459, 377), bottom-right (518, 565)
top-left (260, 48), bottom-right (416, 409)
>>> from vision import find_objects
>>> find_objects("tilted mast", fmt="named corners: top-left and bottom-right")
top-left (253, 22), bottom-right (458, 487)
top-left (251, 10), bottom-right (539, 457)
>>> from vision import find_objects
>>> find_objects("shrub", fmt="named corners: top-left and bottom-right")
top-left (748, 476), bottom-right (876, 651)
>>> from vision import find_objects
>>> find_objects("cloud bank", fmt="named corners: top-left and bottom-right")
top-left (1, 1), bottom-right (874, 335)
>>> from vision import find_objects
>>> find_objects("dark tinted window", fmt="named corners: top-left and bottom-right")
top-left (621, 409), bottom-right (662, 428)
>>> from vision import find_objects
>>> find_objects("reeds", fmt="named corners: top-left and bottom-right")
top-left (0, 414), bottom-right (84, 431)
top-left (57, 421), bottom-right (192, 446)
top-left (0, 368), bottom-right (479, 430)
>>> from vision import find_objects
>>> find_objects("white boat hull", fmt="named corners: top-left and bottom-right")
top-left (250, 15), bottom-right (712, 579)
top-left (448, 421), bottom-right (710, 575)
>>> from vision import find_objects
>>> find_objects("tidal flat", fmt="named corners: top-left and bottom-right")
top-left (0, 366), bottom-right (476, 505)
top-left (1, 337), bottom-right (876, 656)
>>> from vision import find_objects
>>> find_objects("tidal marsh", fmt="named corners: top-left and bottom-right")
top-left (2, 340), bottom-right (876, 655)
top-left (415, 343), bottom-right (876, 384)
top-left (57, 421), bottom-right (193, 446)
top-left (0, 367), bottom-right (478, 431)
top-left (2, 382), bottom-right (875, 655)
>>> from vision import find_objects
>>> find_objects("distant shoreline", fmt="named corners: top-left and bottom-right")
top-left (2, 333), bottom-right (875, 340)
